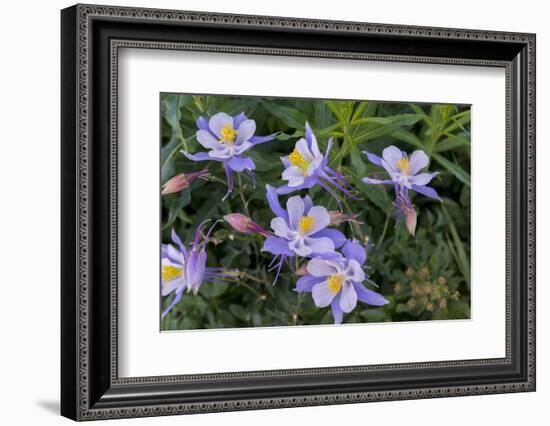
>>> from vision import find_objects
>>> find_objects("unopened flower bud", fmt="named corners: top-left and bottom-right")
top-left (403, 203), bottom-right (417, 236)
top-left (295, 264), bottom-right (308, 276)
top-left (328, 210), bottom-right (364, 226)
top-left (223, 213), bottom-right (271, 237)
top-left (161, 168), bottom-right (209, 195)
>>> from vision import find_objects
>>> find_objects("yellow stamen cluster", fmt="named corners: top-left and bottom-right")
top-left (298, 216), bottom-right (315, 235)
top-left (396, 157), bottom-right (411, 175)
top-left (219, 124), bottom-right (238, 144)
top-left (289, 149), bottom-right (310, 175)
top-left (327, 273), bottom-right (344, 294)
top-left (162, 265), bottom-right (183, 282)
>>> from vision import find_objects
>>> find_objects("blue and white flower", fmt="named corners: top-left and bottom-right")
top-left (261, 185), bottom-right (346, 284)
top-left (295, 239), bottom-right (389, 324)
top-left (362, 146), bottom-right (441, 235)
top-left (161, 222), bottom-right (229, 318)
top-left (277, 122), bottom-right (358, 207)
top-left (183, 112), bottom-right (276, 200)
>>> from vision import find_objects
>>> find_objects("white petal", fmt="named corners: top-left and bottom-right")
top-left (339, 282), bottom-right (358, 313)
top-left (286, 196), bottom-right (305, 230)
top-left (381, 145), bottom-right (403, 176)
top-left (409, 172), bottom-right (435, 186)
top-left (295, 138), bottom-right (314, 162)
top-left (303, 206), bottom-right (330, 235)
top-left (282, 166), bottom-right (305, 180)
top-left (307, 257), bottom-right (342, 277)
top-left (208, 112), bottom-right (234, 137)
top-left (165, 245), bottom-right (184, 265)
top-left (408, 150), bottom-right (430, 175)
top-left (196, 130), bottom-right (222, 149)
top-left (312, 282), bottom-right (336, 307)
top-left (162, 277), bottom-right (185, 296)
top-left (271, 217), bottom-right (292, 238)
top-left (344, 259), bottom-right (365, 283)
top-left (235, 119), bottom-right (256, 144)
top-left (231, 141), bottom-right (253, 155)
top-left (208, 147), bottom-right (233, 159)
top-left (306, 155), bottom-right (323, 175)
top-left (304, 236), bottom-right (335, 255)
top-left (289, 237), bottom-right (312, 256)
top-left (309, 131), bottom-right (322, 158)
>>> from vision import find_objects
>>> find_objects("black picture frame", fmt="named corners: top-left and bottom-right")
top-left (61, 4), bottom-right (536, 421)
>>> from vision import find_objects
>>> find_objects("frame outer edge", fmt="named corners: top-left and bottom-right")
top-left (60, 4), bottom-right (80, 422)
top-left (66, 4), bottom-right (536, 420)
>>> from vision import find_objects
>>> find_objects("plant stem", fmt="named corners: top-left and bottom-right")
top-left (236, 278), bottom-right (260, 296)
top-left (342, 198), bottom-right (364, 241)
top-left (377, 212), bottom-right (391, 248)
top-left (237, 173), bottom-right (250, 217)
top-left (240, 271), bottom-right (265, 285)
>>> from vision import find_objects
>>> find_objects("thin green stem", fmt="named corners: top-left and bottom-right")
top-left (342, 199), bottom-right (364, 241)
top-left (239, 271), bottom-right (265, 285)
top-left (237, 173), bottom-right (250, 217)
top-left (235, 277), bottom-right (260, 296)
top-left (377, 212), bottom-right (391, 248)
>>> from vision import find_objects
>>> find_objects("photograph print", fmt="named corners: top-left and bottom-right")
top-left (160, 94), bottom-right (471, 331)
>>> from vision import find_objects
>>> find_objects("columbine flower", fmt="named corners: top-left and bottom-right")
top-left (277, 122), bottom-right (357, 207)
top-left (295, 239), bottom-right (389, 324)
top-left (362, 146), bottom-right (441, 235)
top-left (223, 213), bottom-right (271, 237)
top-left (261, 185), bottom-right (346, 283)
top-left (182, 112), bottom-right (276, 200)
top-left (161, 168), bottom-right (209, 195)
top-left (161, 222), bottom-right (229, 318)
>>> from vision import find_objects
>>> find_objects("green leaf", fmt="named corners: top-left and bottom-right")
top-left (390, 129), bottom-right (425, 149)
top-left (247, 151), bottom-right (280, 172)
top-left (442, 206), bottom-right (471, 289)
top-left (434, 132), bottom-right (470, 153)
top-left (408, 103), bottom-right (432, 126)
top-left (275, 130), bottom-right (303, 141)
top-left (351, 101), bottom-right (377, 122)
top-left (200, 282), bottom-right (228, 298)
top-left (444, 110), bottom-right (471, 134)
top-left (229, 304), bottom-right (250, 321)
top-left (348, 142), bottom-right (367, 176)
top-left (163, 190), bottom-right (191, 229)
top-left (260, 101), bottom-right (304, 129)
top-left (433, 153), bottom-right (471, 186)
top-left (314, 101), bottom-right (333, 128)
top-left (353, 114), bottom-right (424, 143)
top-left (346, 170), bottom-right (389, 213)
top-left (325, 100), bottom-right (349, 122)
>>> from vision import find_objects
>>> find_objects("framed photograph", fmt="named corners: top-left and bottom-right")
top-left (61, 4), bottom-right (536, 421)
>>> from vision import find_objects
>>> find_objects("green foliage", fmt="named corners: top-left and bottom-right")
top-left (160, 94), bottom-right (471, 330)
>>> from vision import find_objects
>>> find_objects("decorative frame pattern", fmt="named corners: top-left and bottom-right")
top-left (61, 4), bottom-right (536, 421)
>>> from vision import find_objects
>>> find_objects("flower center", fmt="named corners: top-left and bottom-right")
top-left (162, 265), bottom-right (183, 282)
top-left (327, 273), bottom-right (344, 294)
top-left (219, 124), bottom-right (238, 144)
top-left (298, 216), bottom-right (315, 235)
top-left (396, 157), bottom-right (410, 175)
top-left (289, 149), bottom-right (310, 175)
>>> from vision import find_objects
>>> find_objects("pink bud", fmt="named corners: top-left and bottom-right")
top-left (328, 210), bottom-right (364, 226)
top-left (403, 203), bottom-right (417, 236)
top-left (295, 264), bottom-right (308, 276)
top-left (161, 168), bottom-right (208, 195)
top-left (223, 213), bottom-right (271, 237)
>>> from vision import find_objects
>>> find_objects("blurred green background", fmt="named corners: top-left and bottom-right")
top-left (160, 94), bottom-right (471, 330)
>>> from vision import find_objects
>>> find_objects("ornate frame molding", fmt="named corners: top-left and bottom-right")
top-left (61, 4), bottom-right (535, 421)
